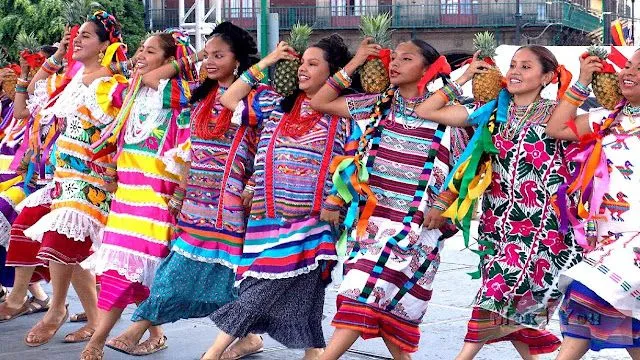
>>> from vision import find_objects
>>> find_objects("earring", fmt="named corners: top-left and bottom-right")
top-left (98, 51), bottom-right (105, 64)
top-left (233, 65), bottom-right (239, 78)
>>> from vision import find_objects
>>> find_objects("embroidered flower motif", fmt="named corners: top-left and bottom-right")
top-left (485, 274), bottom-right (510, 302)
top-left (542, 231), bottom-right (567, 255)
top-left (523, 141), bottom-right (551, 169)
top-left (518, 180), bottom-right (540, 208)
top-left (494, 136), bottom-right (515, 158)
top-left (508, 218), bottom-right (535, 237)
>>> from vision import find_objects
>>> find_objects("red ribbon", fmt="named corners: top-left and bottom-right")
top-left (66, 25), bottom-right (80, 69)
top-left (20, 50), bottom-right (45, 69)
top-left (368, 48), bottom-right (391, 71)
top-left (2, 64), bottom-right (21, 76)
top-left (581, 52), bottom-right (616, 74)
top-left (552, 64), bottom-right (572, 100)
top-left (417, 55), bottom-right (451, 96)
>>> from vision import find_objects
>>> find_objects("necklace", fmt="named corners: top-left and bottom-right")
top-left (500, 100), bottom-right (549, 139)
top-left (193, 85), bottom-right (233, 140)
top-left (384, 90), bottom-right (427, 130)
top-left (124, 87), bottom-right (170, 144)
top-left (280, 95), bottom-right (323, 137)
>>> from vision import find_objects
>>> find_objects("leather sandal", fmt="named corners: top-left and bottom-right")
top-left (105, 334), bottom-right (138, 355)
top-left (80, 345), bottom-right (104, 360)
top-left (24, 305), bottom-right (69, 347)
top-left (131, 335), bottom-right (168, 356)
top-left (63, 325), bottom-right (96, 343)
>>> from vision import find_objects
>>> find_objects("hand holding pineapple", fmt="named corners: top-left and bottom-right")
top-left (256, 41), bottom-right (298, 73)
top-left (342, 37), bottom-right (382, 77)
top-left (455, 50), bottom-right (491, 86)
top-left (577, 55), bottom-right (603, 86)
top-left (53, 26), bottom-right (72, 61)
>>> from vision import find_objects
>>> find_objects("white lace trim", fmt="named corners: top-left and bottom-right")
top-left (234, 254), bottom-right (338, 286)
top-left (172, 246), bottom-right (236, 269)
top-left (84, 76), bottom-right (118, 125)
top-left (161, 140), bottom-right (191, 177)
top-left (123, 81), bottom-right (171, 145)
top-left (23, 208), bottom-right (104, 244)
top-left (15, 182), bottom-right (54, 212)
top-left (26, 79), bottom-right (51, 119)
top-left (81, 243), bottom-right (162, 287)
top-left (0, 213), bottom-right (10, 248)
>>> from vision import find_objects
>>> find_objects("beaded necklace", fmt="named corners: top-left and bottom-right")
top-left (192, 85), bottom-right (233, 140)
top-left (383, 89), bottom-right (428, 130)
top-left (500, 99), bottom-right (550, 139)
top-left (279, 94), bottom-right (323, 137)
top-left (622, 102), bottom-right (640, 127)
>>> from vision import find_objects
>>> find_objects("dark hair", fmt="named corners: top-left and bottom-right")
top-left (152, 33), bottom-right (178, 60)
top-left (281, 33), bottom-right (354, 113)
top-left (409, 39), bottom-right (442, 69)
top-left (191, 21), bottom-right (259, 104)
top-left (516, 45), bottom-right (558, 74)
top-left (39, 45), bottom-right (58, 58)
top-left (88, 15), bottom-right (122, 44)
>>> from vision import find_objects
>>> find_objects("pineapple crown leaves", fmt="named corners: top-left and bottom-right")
top-left (360, 12), bottom-right (393, 48)
top-left (288, 23), bottom-right (312, 54)
top-left (473, 31), bottom-right (497, 59)
top-left (62, 0), bottom-right (103, 26)
top-left (586, 44), bottom-right (609, 60)
top-left (15, 31), bottom-right (40, 53)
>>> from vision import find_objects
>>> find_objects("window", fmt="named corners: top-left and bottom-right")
top-left (441, 0), bottom-right (473, 15)
top-left (537, 3), bottom-right (547, 21)
top-left (331, 0), bottom-right (366, 17)
top-left (226, 0), bottom-right (254, 18)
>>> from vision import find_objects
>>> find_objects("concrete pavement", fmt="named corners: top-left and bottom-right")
top-left (0, 225), bottom-right (629, 359)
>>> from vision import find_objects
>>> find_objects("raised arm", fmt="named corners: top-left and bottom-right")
top-left (414, 52), bottom-right (490, 127)
top-left (310, 38), bottom-right (381, 118)
top-left (546, 55), bottom-right (601, 141)
top-left (27, 27), bottom-right (70, 94)
top-left (13, 58), bottom-right (31, 119)
top-left (220, 41), bottom-right (297, 111)
top-left (141, 49), bottom-right (205, 90)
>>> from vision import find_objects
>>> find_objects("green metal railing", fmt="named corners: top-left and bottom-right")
top-left (145, 1), bottom-right (603, 33)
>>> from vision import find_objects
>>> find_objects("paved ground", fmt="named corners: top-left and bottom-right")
top-left (0, 224), bottom-right (630, 359)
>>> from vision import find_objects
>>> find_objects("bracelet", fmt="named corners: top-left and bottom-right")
top-left (440, 80), bottom-right (463, 102)
top-left (42, 56), bottom-right (62, 74)
top-left (15, 84), bottom-right (27, 94)
top-left (173, 188), bottom-right (186, 201)
top-left (49, 55), bottom-right (62, 67)
top-left (17, 78), bottom-right (29, 86)
top-left (338, 68), bottom-right (352, 84)
top-left (572, 81), bottom-right (591, 96)
top-left (585, 219), bottom-right (597, 238)
top-left (170, 60), bottom-right (181, 74)
top-left (563, 83), bottom-right (589, 107)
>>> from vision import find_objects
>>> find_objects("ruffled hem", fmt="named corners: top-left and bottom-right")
top-left (172, 246), bottom-right (236, 269)
top-left (15, 182), bottom-right (54, 212)
top-left (235, 254), bottom-right (337, 286)
top-left (24, 208), bottom-right (103, 244)
top-left (161, 140), bottom-right (191, 177)
top-left (81, 244), bottom-right (163, 287)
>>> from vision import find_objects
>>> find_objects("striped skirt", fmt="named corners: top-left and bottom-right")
top-left (560, 281), bottom-right (640, 351)
top-left (5, 205), bottom-right (50, 283)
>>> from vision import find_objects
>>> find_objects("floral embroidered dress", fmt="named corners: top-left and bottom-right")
top-left (82, 79), bottom-right (190, 310)
top-left (331, 90), bottom-right (464, 353)
top-left (132, 87), bottom-right (260, 325)
top-left (464, 98), bottom-right (583, 354)
top-left (23, 71), bottom-right (127, 264)
top-left (559, 107), bottom-right (640, 350)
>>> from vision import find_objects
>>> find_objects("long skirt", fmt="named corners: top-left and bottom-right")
top-left (132, 251), bottom-right (236, 325)
top-left (211, 268), bottom-right (326, 349)
top-left (97, 270), bottom-right (150, 311)
top-left (5, 205), bottom-right (50, 282)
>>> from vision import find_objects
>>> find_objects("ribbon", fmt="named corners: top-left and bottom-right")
top-left (20, 50), bottom-right (46, 69)
top-left (417, 55), bottom-right (452, 96)
top-left (66, 25), bottom-right (80, 69)
top-left (440, 88), bottom-right (510, 278)
top-left (581, 52), bottom-right (616, 74)
top-left (368, 48), bottom-right (391, 71)
top-left (101, 42), bottom-right (128, 68)
top-left (552, 64), bottom-right (572, 100)
top-left (2, 64), bottom-right (21, 76)
top-left (608, 45), bottom-right (629, 69)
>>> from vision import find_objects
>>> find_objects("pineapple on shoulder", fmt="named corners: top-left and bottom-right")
top-left (586, 45), bottom-right (623, 110)
top-left (471, 32), bottom-right (503, 102)
top-left (15, 31), bottom-right (42, 78)
top-left (360, 13), bottom-right (392, 94)
top-left (0, 51), bottom-right (17, 101)
top-left (273, 23), bottom-right (312, 97)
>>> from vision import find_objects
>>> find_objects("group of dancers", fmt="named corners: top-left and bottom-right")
top-left (0, 9), bottom-right (638, 360)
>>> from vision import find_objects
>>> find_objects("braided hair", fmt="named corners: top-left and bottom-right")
top-left (89, 10), bottom-right (123, 44)
top-left (191, 22), bottom-right (259, 103)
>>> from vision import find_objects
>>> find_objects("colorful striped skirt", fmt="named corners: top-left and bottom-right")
top-left (5, 205), bottom-right (50, 283)
top-left (560, 280), bottom-right (640, 351)
top-left (236, 216), bottom-right (337, 284)
top-left (97, 270), bottom-right (150, 311)
top-left (37, 230), bottom-right (93, 265)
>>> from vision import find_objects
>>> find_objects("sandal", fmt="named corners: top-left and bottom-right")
top-left (26, 296), bottom-right (50, 314)
top-left (80, 345), bottom-right (104, 360)
top-left (24, 305), bottom-right (69, 347)
top-left (220, 336), bottom-right (264, 360)
top-left (0, 285), bottom-right (7, 302)
top-left (0, 300), bottom-right (30, 323)
top-left (105, 334), bottom-right (138, 355)
top-left (131, 335), bottom-right (168, 356)
top-left (63, 325), bottom-right (96, 343)
top-left (70, 311), bottom-right (88, 322)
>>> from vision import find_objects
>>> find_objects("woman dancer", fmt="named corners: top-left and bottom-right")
top-left (121, 22), bottom-right (264, 358)
top-left (546, 48), bottom-right (640, 360)
top-left (310, 38), bottom-right (466, 359)
top-left (19, 10), bottom-right (128, 347)
top-left (79, 30), bottom-right (196, 360)
top-left (201, 34), bottom-right (356, 360)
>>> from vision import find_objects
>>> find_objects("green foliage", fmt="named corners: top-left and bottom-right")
top-left (0, 0), bottom-right (146, 62)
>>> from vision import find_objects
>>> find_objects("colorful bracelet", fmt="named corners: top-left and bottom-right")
top-left (326, 69), bottom-right (353, 93)
top-left (16, 78), bottom-right (29, 87)
top-left (42, 56), bottom-right (62, 74)
top-left (439, 80), bottom-right (463, 102)
top-left (240, 64), bottom-right (265, 87)
top-left (49, 56), bottom-right (62, 67)
top-left (572, 81), bottom-right (591, 96)
top-left (563, 83), bottom-right (589, 107)
top-left (173, 188), bottom-right (186, 201)
top-left (15, 84), bottom-right (27, 94)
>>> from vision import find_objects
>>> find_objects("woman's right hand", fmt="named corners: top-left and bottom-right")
top-left (54, 26), bottom-right (71, 60)
top-left (241, 189), bottom-right (254, 209)
top-left (577, 55), bottom-right (603, 87)
top-left (456, 51), bottom-right (491, 85)
top-left (257, 41), bottom-right (298, 69)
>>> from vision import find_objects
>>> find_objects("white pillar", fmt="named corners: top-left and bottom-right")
top-left (179, 0), bottom-right (185, 28)
top-left (216, 0), bottom-right (223, 23)
top-left (196, 0), bottom-right (205, 50)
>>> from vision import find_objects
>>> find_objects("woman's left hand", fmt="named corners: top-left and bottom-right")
top-left (423, 207), bottom-right (446, 230)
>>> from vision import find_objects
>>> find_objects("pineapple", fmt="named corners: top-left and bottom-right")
top-left (0, 51), bottom-right (17, 101)
top-left (587, 45), bottom-right (623, 110)
top-left (472, 32), bottom-right (503, 102)
top-left (16, 31), bottom-right (41, 78)
top-left (273, 23), bottom-right (312, 97)
top-left (360, 13), bottom-right (392, 94)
